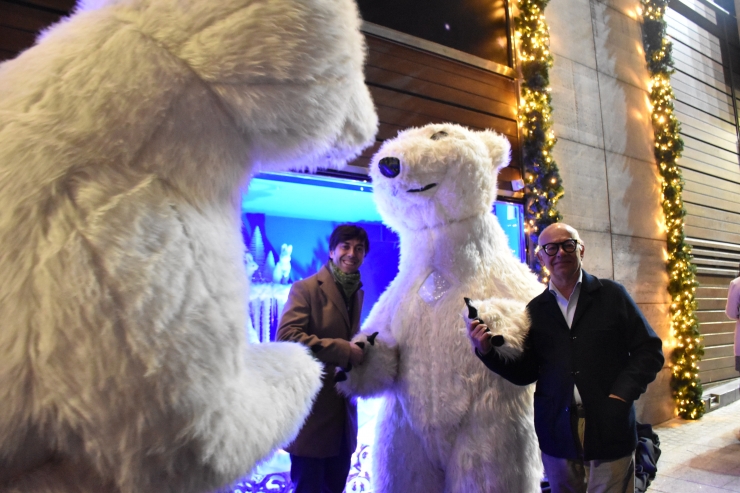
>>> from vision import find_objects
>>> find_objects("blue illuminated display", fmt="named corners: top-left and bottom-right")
top-left (242, 172), bottom-right (381, 222)
top-left (493, 201), bottom-right (526, 263)
top-left (234, 172), bottom-right (528, 493)
top-left (241, 172), bottom-right (525, 328)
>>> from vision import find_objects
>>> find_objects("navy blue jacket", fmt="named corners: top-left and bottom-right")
top-left (478, 271), bottom-right (664, 461)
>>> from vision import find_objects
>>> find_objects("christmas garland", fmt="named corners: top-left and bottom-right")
top-left (641, 0), bottom-right (704, 419)
top-left (516, 0), bottom-right (565, 281)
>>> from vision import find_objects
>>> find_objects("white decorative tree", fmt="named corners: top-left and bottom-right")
top-left (262, 251), bottom-right (276, 284)
top-left (249, 226), bottom-right (266, 275)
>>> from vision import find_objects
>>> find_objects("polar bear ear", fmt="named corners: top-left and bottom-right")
top-left (479, 130), bottom-right (512, 171)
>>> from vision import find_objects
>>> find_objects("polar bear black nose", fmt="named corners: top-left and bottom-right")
top-left (378, 157), bottom-right (401, 178)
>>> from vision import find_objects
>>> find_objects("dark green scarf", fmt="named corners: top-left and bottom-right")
top-left (329, 261), bottom-right (361, 301)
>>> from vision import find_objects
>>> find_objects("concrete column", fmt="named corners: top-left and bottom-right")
top-left (546, 0), bottom-right (674, 423)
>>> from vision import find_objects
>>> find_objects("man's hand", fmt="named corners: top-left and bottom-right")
top-left (608, 394), bottom-right (626, 402)
top-left (348, 342), bottom-right (365, 367)
top-left (466, 318), bottom-right (493, 355)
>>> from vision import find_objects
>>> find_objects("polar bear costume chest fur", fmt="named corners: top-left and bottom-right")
top-left (339, 124), bottom-right (543, 493)
top-left (0, 1), bottom-right (377, 492)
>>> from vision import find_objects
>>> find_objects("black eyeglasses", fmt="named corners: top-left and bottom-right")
top-left (541, 239), bottom-right (579, 256)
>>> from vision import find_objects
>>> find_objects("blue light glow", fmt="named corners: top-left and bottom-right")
top-left (493, 201), bottom-right (525, 262)
top-left (242, 172), bottom-right (381, 222)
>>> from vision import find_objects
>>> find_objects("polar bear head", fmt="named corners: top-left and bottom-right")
top-left (369, 123), bottom-right (511, 232)
top-left (71, 0), bottom-right (378, 173)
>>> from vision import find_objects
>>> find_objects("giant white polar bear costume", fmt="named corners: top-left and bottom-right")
top-left (0, 0), bottom-right (377, 492)
top-left (339, 124), bottom-right (544, 492)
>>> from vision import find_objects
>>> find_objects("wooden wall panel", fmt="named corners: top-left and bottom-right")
top-left (666, 7), bottom-right (737, 376)
top-left (0, 24), bottom-right (35, 54)
top-left (20, 0), bottom-right (75, 9)
top-left (668, 0), bottom-right (740, 386)
top-left (675, 101), bottom-right (735, 135)
top-left (676, 0), bottom-right (718, 23)
top-left (366, 66), bottom-right (516, 120)
top-left (352, 33), bottom-right (521, 191)
top-left (684, 204), bottom-right (740, 234)
top-left (671, 40), bottom-right (724, 81)
top-left (667, 13), bottom-right (722, 61)
top-left (695, 284), bottom-right (736, 385)
top-left (2, 1), bottom-right (61, 31)
top-left (371, 86), bottom-right (518, 138)
top-left (0, 0), bottom-right (72, 61)
top-left (366, 50), bottom-right (516, 107)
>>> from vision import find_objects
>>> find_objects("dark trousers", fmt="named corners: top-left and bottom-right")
top-left (289, 439), bottom-right (352, 493)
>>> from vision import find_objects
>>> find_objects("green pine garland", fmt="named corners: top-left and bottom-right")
top-left (516, 0), bottom-right (564, 281)
top-left (641, 0), bottom-right (704, 419)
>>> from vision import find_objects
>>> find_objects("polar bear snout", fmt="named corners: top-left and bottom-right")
top-left (378, 156), bottom-right (401, 178)
top-left (377, 156), bottom-right (439, 193)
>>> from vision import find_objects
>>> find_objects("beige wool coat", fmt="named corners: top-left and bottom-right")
top-left (276, 264), bottom-right (363, 458)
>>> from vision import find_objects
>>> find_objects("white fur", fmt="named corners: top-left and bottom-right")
top-left (340, 124), bottom-right (544, 493)
top-left (0, 0), bottom-right (377, 492)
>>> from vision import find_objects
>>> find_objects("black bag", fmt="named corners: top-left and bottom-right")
top-left (634, 422), bottom-right (661, 493)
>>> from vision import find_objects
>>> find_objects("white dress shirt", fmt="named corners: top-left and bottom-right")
top-left (549, 269), bottom-right (584, 404)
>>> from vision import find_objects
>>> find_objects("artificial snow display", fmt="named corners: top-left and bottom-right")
top-left (250, 226), bottom-right (269, 277)
top-left (272, 244), bottom-right (293, 284)
top-left (243, 228), bottom-right (293, 343)
top-left (338, 124), bottom-right (544, 493)
top-left (248, 282), bottom-right (291, 343)
top-left (0, 0), bottom-right (378, 491)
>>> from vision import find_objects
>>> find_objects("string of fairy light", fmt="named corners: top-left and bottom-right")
top-left (515, 0), bottom-right (564, 282)
top-left (641, 0), bottom-right (704, 419)
top-left (514, 0), bottom-right (703, 418)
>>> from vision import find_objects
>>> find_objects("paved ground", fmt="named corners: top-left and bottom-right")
top-left (649, 399), bottom-right (740, 492)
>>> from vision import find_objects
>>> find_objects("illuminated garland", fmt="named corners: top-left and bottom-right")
top-left (641, 0), bottom-right (704, 419)
top-left (516, 0), bottom-right (564, 281)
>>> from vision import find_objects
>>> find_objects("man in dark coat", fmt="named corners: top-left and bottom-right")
top-left (467, 223), bottom-right (664, 493)
top-left (276, 224), bottom-right (369, 493)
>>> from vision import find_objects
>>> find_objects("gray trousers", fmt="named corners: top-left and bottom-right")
top-left (541, 416), bottom-right (635, 493)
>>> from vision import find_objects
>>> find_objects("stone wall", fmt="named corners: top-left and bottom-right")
top-left (546, 0), bottom-right (675, 423)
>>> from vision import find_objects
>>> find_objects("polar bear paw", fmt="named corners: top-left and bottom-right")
top-left (468, 297), bottom-right (531, 359)
top-left (335, 332), bottom-right (399, 398)
top-left (334, 331), bottom-right (378, 382)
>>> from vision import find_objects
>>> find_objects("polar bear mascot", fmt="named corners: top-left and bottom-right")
top-left (338, 124), bottom-right (544, 492)
top-left (0, 0), bottom-right (377, 492)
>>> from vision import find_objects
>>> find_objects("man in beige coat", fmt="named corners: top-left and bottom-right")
top-left (277, 224), bottom-right (369, 493)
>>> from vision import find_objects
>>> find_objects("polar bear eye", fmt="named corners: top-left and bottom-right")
top-left (430, 131), bottom-right (448, 141)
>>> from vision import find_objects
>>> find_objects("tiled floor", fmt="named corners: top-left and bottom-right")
top-left (649, 399), bottom-right (740, 492)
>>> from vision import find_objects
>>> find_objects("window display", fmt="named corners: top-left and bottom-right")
top-left (229, 171), bottom-right (525, 492)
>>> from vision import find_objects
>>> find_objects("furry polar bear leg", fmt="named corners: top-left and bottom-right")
top-left (445, 401), bottom-right (542, 493)
top-left (372, 396), bottom-right (444, 493)
top-left (197, 342), bottom-right (323, 483)
top-left (335, 333), bottom-right (398, 398)
top-left (0, 343), bottom-right (323, 493)
top-left (0, 343), bottom-right (320, 493)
